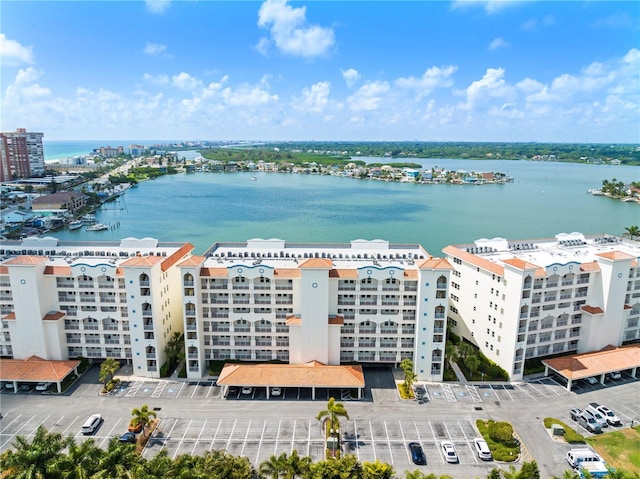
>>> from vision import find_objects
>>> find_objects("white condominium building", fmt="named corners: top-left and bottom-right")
top-left (178, 239), bottom-right (452, 381)
top-left (0, 237), bottom-right (194, 378)
top-left (443, 232), bottom-right (640, 380)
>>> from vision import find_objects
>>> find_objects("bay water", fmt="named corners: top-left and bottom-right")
top-left (49, 158), bottom-right (639, 256)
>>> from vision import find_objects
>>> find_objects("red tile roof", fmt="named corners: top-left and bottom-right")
top-left (419, 258), bottom-right (454, 270)
top-left (502, 257), bottom-right (543, 271)
top-left (4, 255), bottom-right (48, 266)
top-left (178, 255), bottom-right (205, 267)
top-left (0, 356), bottom-right (81, 382)
top-left (274, 268), bottom-right (301, 278)
top-left (0, 266), bottom-right (8, 274)
top-left (580, 262), bottom-right (600, 272)
top-left (43, 311), bottom-right (65, 321)
top-left (542, 344), bottom-right (640, 380)
top-left (161, 243), bottom-right (195, 272)
top-left (217, 361), bottom-right (365, 388)
top-left (299, 258), bottom-right (333, 269)
top-left (3, 312), bottom-right (16, 320)
top-left (285, 315), bottom-right (302, 325)
top-left (44, 265), bottom-right (72, 275)
top-left (443, 246), bottom-right (505, 275)
top-left (581, 305), bottom-right (604, 315)
top-left (200, 267), bottom-right (228, 277)
top-left (596, 251), bottom-right (636, 261)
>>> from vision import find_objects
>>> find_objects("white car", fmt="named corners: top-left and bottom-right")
top-left (473, 438), bottom-right (492, 460)
top-left (596, 405), bottom-right (622, 426)
top-left (586, 377), bottom-right (598, 385)
top-left (608, 371), bottom-right (622, 380)
top-left (441, 440), bottom-right (458, 463)
top-left (270, 387), bottom-right (282, 396)
top-left (241, 386), bottom-right (253, 395)
top-left (35, 382), bottom-right (51, 391)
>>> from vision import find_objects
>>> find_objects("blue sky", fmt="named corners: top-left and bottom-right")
top-left (1, 0), bottom-right (638, 142)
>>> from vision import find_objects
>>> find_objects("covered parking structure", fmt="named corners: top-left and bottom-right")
top-left (542, 344), bottom-right (640, 391)
top-left (217, 360), bottom-right (365, 399)
top-left (0, 355), bottom-right (80, 394)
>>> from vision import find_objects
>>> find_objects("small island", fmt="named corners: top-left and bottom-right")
top-left (589, 178), bottom-right (640, 204)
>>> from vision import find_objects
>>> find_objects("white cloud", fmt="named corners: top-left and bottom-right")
top-left (257, 0), bottom-right (335, 58)
top-left (395, 65), bottom-right (457, 99)
top-left (461, 67), bottom-right (514, 109)
top-left (341, 68), bottom-right (361, 88)
top-left (451, 0), bottom-right (521, 14)
top-left (171, 72), bottom-right (202, 91)
top-left (5, 68), bottom-right (51, 100)
top-left (521, 14), bottom-right (555, 31)
top-left (143, 73), bottom-right (170, 85)
top-left (146, 0), bottom-right (170, 15)
top-left (294, 81), bottom-right (331, 113)
top-left (221, 84), bottom-right (279, 107)
top-left (488, 37), bottom-right (509, 51)
top-left (347, 81), bottom-right (390, 111)
top-left (0, 34), bottom-right (34, 66)
top-left (143, 43), bottom-right (167, 55)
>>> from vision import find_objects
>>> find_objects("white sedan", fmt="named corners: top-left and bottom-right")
top-left (441, 440), bottom-right (459, 463)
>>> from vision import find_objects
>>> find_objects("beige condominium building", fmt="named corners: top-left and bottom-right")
top-left (0, 236), bottom-right (193, 378)
top-left (178, 239), bottom-right (452, 381)
top-left (443, 232), bottom-right (640, 380)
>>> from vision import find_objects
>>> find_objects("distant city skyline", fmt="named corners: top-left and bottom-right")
top-left (1, 0), bottom-right (638, 143)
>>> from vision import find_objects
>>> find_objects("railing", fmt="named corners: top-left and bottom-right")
top-left (100, 298), bottom-right (116, 303)
top-left (404, 285), bottom-right (417, 292)
top-left (359, 328), bottom-right (376, 334)
top-left (338, 300), bottom-right (356, 305)
top-left (359, 300), bottom-right (377, 306)
top-left (86, 338), bottom-right (101, 344)
top-left (233, 300), bottom-right (250, 304)
top-left (541, 323), bottom-right (553, 329)
top-left (381, 300), bottom-right (399, 306)
top-left (212, 340), bottom-right (231, 346)
top-left (80, 298), bottom-right (96, 303)
top-left (234, 340), bottom-right (251, 346)
top-left (67, 338), bottom-right (81, 343)
top-left (57, 282), bottom-right (75, 288)
top-left (143, 324), bottom-right (154, 331)
top-left (577, 278), bottom-right (589, 284)
top-left (382, 286), bottom-right (400, 291)
top-left (275, 327), bottom-right (288, 333)
top-left (83, 324), bottom-right (99, 330)
top-left (404, 300), bottom-right (417, 306)
top-left (544, 296), bottom-right (557, 302)
top-left (255, 327), bottom-right (272, 333)
top-left (66, 324), bottom-right (80, 330)
top-left (275, 285), bottom-right (293, 290)
top-left (547, 282), bottom-right (558, 288)
top-left (360, 285), bottom-right (377, 291)
top-left (186, 323), bottom-right (197, 331)
top-left (211, 284), bottom-right (228, 290)
top-left (254, 299), bottom-right (271, 304)
top-left (380, 328), bottom-right (397, 334)
top-left (103, 325), bottom-right (119, 331)
top-left (78, 282), bottom-right (93, 288)
top-left (255, 341), bottom-right (272, 347)
top-left (434, 312), bottom-right (445, 319)
top-left (211, 326), bottom-right (230, 332)
top-left (183, 280), bottom-right (194, 286)
top-left (433, 327), bottom-right (445, 334)
top-left (104, 339), bottom-right (120, 344)
top-left (570, 331), bottom-right (580, 337)
top-left (341, 327), bottom-right (355, 334)
top-left (254, 285), bottom-right (271, 290)
top-left (234, 327), bottom-right (250, 333)
top-left (142, 310), bottom-right (153, 317)
top-left (562, 280), bottom-right (574, 286)
top-left (232, 284), bottom-right (249, 290)
top-left (560, 294), bottom-right (571, 300)
top-left (358, 341), bottom-right (376, 348)
top-left (532, 298), bottom-right (541, 304)
top-left (436, 282), bottom-right (447, 289)
top-left (380, 341), bottom-right (397, 348)
top-left (575, 292), bottom-right (587, 298)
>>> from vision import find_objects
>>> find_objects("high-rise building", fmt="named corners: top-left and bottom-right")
top-left (0, 128), bottom-right (45, 180)
top-left (443, 232), bottom-right (640, 380)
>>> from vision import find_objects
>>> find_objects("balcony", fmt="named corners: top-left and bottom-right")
top-left (380, 341), bottom-right (397, 348)
top-left (78, 281), bottom-right (94, 288)
top-left (255, 340), bottom-right (272, 347)
top-left (562, 280), bottom-right (574, 286)
top-left (532, 298), bottom-right (541, 304)
top-left (341, 327), bottom-right (355, 334)
top-left (436, 282), bottom-right (447, 289)
top-left (338, 300), bottom-right (356, 306)
top-left (359, 300), bottom-right (377, 306)
top-left (358, 341), bottom-right (376, 348)
top-left (232, 284), bottom-right (249, 290)
top-left (547, 282), bottom-right (558, 288)
top-left (577, 278), bottom-right (589, 284)
top-left (186, 323), bottom-right (197, 331)
top-left (382, 286), bottom-right (400, 291)
top-left (142, 310), bottom-right (153, 317)
top-left (80, 297), bottom-right (96, 303)
top-left (433, 327), bottom-right (445, 334)
top-left (404, 284), bottom-right (417, 292)
top-left (381, 300), bottom-right (399, 306)
top-left (143, 324), bottom-right (154, 331)
top-left (83, 324), bottom-right (99, 330)
top-left (341, 342), bottom-right (355, 348)
top-left (183, 280), bottom-right (194, 287)
top-left (380, 328), bottom-right (397, 335)
top-left (575, 292), bottom-right (587, 298)
top-left (57, 281), bottom-right (75, 288)
top-left (254, 284), bottom-right (271, 290)
top-left (233, 300), bottom-right (250, 305)
top-left (359, 328), bottom-right (376, 334)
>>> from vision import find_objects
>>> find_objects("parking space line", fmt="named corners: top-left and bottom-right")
top-left (0, 413), bottom-right (23, 434)
top-left (209, 419), bottom-right (222, 451)
top-left (369, 421), bottom-right (377, 462)
top-left (535, 379), bottom-right (562, 397)
top-left (192, 419), bottom-right (207, 456)
top-left (500, 385), bottom-right (514, 401)
top-left (190, 383), bottom-right (199, 399)
top-left (413, 421), bottom-right (425, 458)
top-left (487, 385), bottom-right (501, 402)
top-left (383, 421), bottom-right (394, 466)
top-left (514, 383), bottom-right (537, 401)
top-left (205, 382), bottom-right (217, 399)
top-left (466, 385), bottom-right (482, 402)
top-left (353, 420), bottom-right (360, 461)
top-left (428, 421), bottom-right (445, 464)
top-left (458, 420), bottom-right (478, 464)
top-left (159, 418), bottom-right (178, 453)
top-left (240, 420), bottom-right (252, 458)
top-left (274, 420), bottom-right (281, 455)
top-left (400, 421), bottom-right (409, 462)
top-left (100, 418), bottom-right (123, 448)
top-left (60, 416), bottom-right (81, 436)
top-left (620, 404), bottom-right (640, 419)
top-left (290, 420), bottom-right (296, 454)
top-left (125, 381), bottom-right (144, 398)
top-left (546, 376), bottom-right (570, 392)
top-left (527, 382), bottom-right (549, 398)
top-left (255, 420), bottom-right (267, 464)
top-left (175, 382), bottom-right (186, 398)
top-left (0, 415), bottom-right (36, 450)
top-left (441, 384), bottom-right (457, 402)
top-left (225, 419), bottom-right (237, 452)
top-left (173, 419), bottom-right (193, 459)
top-left (152, 381), bottom-right (167, 398)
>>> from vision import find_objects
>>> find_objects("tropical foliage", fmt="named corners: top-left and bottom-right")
top-left (98, 357), bottom-right (120, 393)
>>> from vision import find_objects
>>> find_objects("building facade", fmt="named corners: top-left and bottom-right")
top-left (31, 192), bottom-right (88, 215)
top-left (443, 233), bottom-right (640, 380)
top-left (0, 237), bottom-right (194, 378)
top-left (178, 239), bottom-right (451, 381)
top-left (0, 128), bottom-right (45, 181)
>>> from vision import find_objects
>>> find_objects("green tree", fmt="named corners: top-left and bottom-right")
top-left (316, 397), bottom-right (350, 432)
top-left (163, 332), bottom-right (184, 374)
top-left (48, 436), bottom-right (102, 479)
top-left (130, 404), bottom-right (157, 431)
top-left (99, 357), bottom-right (120, 387)
top-left (516, 461), bottom-right (540, 479)
top-left (93, 438), bottom-right (139, 479)
top-left (309, 454), bottom-right (364, 479)
top-left (625, 225), bottom-right (639, 239)
top-left (464, 354), bottom-right (480, 378)
top-left (363, 459), bottom-right (395, 479)
top-left (487, 468), bottom-right (502, 479)
top-left (259, 452), bottom-right (288, 479)
top-left (284, 449), bottom-right (312, 479)
top-left (0, 425), bottom-right (72, 479)
top-left (400, 358), bottom-right (417, 393)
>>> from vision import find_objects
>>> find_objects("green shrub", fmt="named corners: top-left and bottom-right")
top-left (543, 417), bottom-right (585, 444)
top-left (477, 420), bottom-right (519, 462)
top-left (178, 363), bottom-right (187, 378)
top-left (489, 421), bottom-right (514, 443)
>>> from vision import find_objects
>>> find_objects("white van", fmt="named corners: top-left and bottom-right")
top-left (81, 414), bottom-right (102, 435)
top-left (566, 448), bottom-right (603, 469)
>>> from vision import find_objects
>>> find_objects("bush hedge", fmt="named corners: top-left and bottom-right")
top-left (543, 417), bottom-right (585, 444)
top-left (476, 420), bottom-right (520, 462)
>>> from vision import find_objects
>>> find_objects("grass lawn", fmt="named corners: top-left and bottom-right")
top-left (586, 426), bottom-right (640, 475)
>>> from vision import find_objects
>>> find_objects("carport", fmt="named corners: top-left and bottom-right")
top-left (542, 344), bottom-right (640, 391)
top-left (217, 360), bottom-right (365, 399)
top-left (0, 355), bottom-right (81, 394)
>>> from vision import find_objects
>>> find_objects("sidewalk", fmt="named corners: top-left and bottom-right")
top-left (449, 361), bottom-right (468, 384)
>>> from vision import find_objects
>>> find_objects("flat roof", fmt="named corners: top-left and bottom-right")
top-left (0, 355), bottom-right (80, 382)
top-left (217, 361), bottom-right (365, 388)
top-left (542, 344), bottom-right (640, 380)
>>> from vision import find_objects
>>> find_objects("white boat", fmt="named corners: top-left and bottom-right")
top-left (68, 220), bottom-right (83, 230)
top-left (86, 223), bottom-right (108, 231)
top-left (81, 214), bottom-right (97, 223)
top-left (250, 176), bottom-right (257, 181)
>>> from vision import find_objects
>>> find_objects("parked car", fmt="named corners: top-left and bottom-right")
top-left (119, 431), bottom-right (136, 443)
top-left (586, 377), bottom-right (598, 385)
top-left (583, 406), bottom-right (608, 429)
top-left (607, 371), bottom-right (622, 380)
top-left (241, 386), bottom-right (253, 395)
top-left (408, 442), bottom-right (427, 465)
top-left (128, 421), bottom-right (143, 433)
top-left (473, 438), bottom-right (493, 460)
top-left (81, 414), bottom-right (102, 435)
top-left (413, 385), bottom-right (426, 399)
top-left (577, 413), bottom-right (602, 434)
top-left (594, 405), bottom-right (622, 426)
top-left (441, 440), bottom-right (459, 463)
top-left (270, 387), bottom-right (282, 397)
top-left (35, 382), bottom-right (51, 391)
top-left (570, 407), bottom-right (582, 421)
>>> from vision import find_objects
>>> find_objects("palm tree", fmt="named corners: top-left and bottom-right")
top-left (400, 358), bottom-right (417, 394)
top-left (0, 425), bottom-right (72, 479)
top-left (48, 437), bottom-right (102, 479)
top-left (259, 452), bottom-right (288, 479)
top-left (362, 459), bottom-right (395, 479)
top-left (130, 404), bottom-right (157, 431)
top-left (284, 449), bottom-right (312, 479)
top-left (316, 397), bottom-right (350, 432)
top-left (625, 225), bottom-right (639, 239)
top-left (94, 438), bottom-right (139, 479)
top-left (99, 357), bottom-right (120, 389)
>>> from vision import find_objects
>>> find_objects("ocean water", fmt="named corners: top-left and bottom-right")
top-left (49, 158), bottom-right (639, 256)
top-left (43, 140), bottom-right (170, 161)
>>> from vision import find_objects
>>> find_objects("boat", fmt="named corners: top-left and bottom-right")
top-left (81, 214), bottom-right (97, 223)
top-left (68, 220), bottom-right (83, 230)
top-left (86, 223), bottom-right (108, 231)
top-left (250, 176), bottom-right (257, 181)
